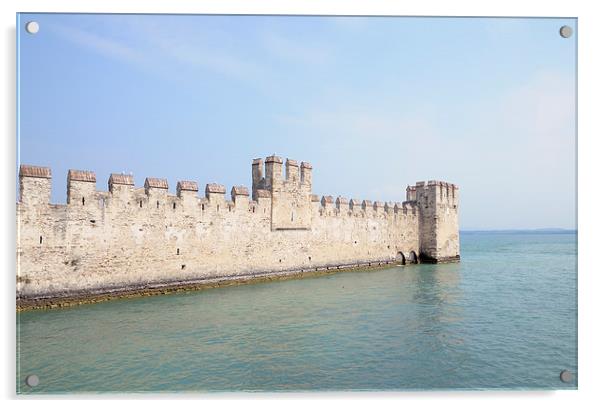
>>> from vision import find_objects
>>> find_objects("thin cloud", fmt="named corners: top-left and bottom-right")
top-left (118, 17), bottom-right (267, 82)
top-left (48, 23), bottom-right (147, 66)
top-left (264, 33), bottom-right (333, 66)
top-left (48, 19), bottom-right (267, 84)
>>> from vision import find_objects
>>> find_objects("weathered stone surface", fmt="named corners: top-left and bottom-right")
top-left (68, 170), bottom-right (96, 183)
top-left (109, 173), bottom-right (134, 185)
top-left (177, 180), bottom-right (198, 192)
top-left (205, 183), bottom-right (226, 194)
top-left (144, 178), bottom-right (168, 190)
top-left (231, 186), bottom-right (249, 196)
top-left (16, 154), bottom-right (460, 301)
top-left (20, 165), bottom-right (51, 179)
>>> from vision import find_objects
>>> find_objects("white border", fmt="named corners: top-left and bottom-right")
top-left (2, 1), bottom-right (600, 406)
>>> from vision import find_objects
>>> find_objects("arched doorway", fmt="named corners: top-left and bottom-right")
top-left (408, 251), bottom-right (418, 264)
top-left (396, 251), bottom-right (406, 265)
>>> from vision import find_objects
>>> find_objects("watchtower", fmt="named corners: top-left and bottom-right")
top-left (413, 180), bottom-right (460, 263)
top-left (252, 155), bottom-right (313, 230)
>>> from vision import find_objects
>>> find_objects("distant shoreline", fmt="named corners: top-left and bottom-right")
top-left (461, 229), bottom-right (576, 234)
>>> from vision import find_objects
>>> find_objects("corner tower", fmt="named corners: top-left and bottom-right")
top-left (413, 180), bottom-right (460, 263)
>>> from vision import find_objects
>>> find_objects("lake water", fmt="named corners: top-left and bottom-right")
top-left (16, 231), bottom-right (577, 393)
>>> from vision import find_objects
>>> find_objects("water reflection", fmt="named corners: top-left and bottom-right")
top-left (17, 233), bottom-right (577, 392)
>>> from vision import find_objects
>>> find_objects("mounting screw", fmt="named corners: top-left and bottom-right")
top-left (559, 25), bottom-right (573, 38)
top-left (559, 369), bottom-right (573, 383)
top-left (25, 374), bottom-right (39, 387)
top-left (25, 21), bottom-right (39, 35)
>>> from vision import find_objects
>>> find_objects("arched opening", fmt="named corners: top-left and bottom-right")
top-left (408, 251), bottom-right (418, 264)
top-left (396, 251), bottom-right (406, 265)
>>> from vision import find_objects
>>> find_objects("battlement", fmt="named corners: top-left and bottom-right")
top-left (411, 179), bottom-right (459, 207)
top-left (17, 155), bottom-right (460, 302)
top-left (145, 178), bottom-right (168, 190)
top-left (68, 169), bottom-right (96, 182)
top-left (109, 173), bottom-right (134, 186)
top-left (252, 155), bottom-right (312, 198)
top-left (176, 180), bottom-right (198, 196)
top-left (20, 164), bottom-right (51, 179)
top-left (17, 162), bottom-right (457, 224)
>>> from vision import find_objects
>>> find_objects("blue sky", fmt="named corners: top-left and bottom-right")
top-left (17, 14), bottom-right (576, 229)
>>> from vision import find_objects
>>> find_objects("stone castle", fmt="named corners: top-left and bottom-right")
top-left (16, 155), bottom-right (459, 306)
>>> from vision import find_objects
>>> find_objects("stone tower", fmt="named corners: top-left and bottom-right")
top-left (252, 155), bottom-right (313, 230)
top-left (412, 180), bottom-right (460, 263)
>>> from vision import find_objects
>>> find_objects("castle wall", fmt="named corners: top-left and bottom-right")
top-left (16, 157), bottom-right (458, 300)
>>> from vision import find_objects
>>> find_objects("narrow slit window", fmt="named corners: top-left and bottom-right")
top-left (156, 201), bottom-right (159, 209)
top-left (176, 248), bottom-right (180, 255)
top-left (202, 204), bottom-right (205, 211)
top-left (82, 197), bottom-right (85, 206)
top-left (39, 236), bottom-right (43, 244)
top-left (140, 200), bottom-right (143, 208)
top-left (173, 203), bottom-right (176, 210)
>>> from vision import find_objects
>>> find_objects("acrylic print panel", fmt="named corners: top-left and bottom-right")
top-left (16, 13), bottom-right (577, 393)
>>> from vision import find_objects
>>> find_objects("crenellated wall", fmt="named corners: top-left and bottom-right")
top-left (16, 156), bottom-right (459, 301)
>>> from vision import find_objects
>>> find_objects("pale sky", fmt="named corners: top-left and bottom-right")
top-left (17, 14), bottom-right (576, 230)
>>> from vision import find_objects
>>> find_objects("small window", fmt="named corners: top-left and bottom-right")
top-left (181, 264), bottom-right (186, 270)
top-left (176, 248), bottom-right (180, 255)
top-left (139, 200), bottom-right (143, 208)
top-left (82, 197), bottom-right (85, 206)
top-left (39, 236), bottom-right (43, 244)
top-left (252, 207), bottom-right (255, 213)
top-left (156, 201), bottom-right (159, 209)
top-left (291, 212), bottom-right (294, 222)
top-left (228, 206), bottom-right (231, 212)
top-left (202, 204), bottom-right (205, 211)
top-left (173, 203), bottom-right (176, 210)
top-left (308, 256), bottom-right (312, 261)
top-left (217, 205), bottom-right (220, 212)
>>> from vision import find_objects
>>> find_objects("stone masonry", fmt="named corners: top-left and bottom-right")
top-left (16, 155), bottom-right (460, 302)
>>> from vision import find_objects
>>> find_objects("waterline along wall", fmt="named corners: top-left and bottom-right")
top-left (16, 155), bottom-right (459, 305)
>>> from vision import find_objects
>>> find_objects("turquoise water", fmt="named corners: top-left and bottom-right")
top-left (17, 232), bottom-right (577, 393)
